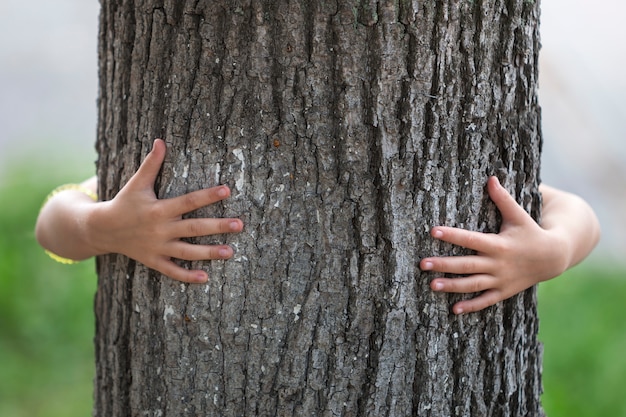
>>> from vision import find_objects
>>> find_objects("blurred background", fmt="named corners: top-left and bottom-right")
top-left (0, 1), bottom-right (624, 416)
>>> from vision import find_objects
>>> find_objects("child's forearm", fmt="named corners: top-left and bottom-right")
top-left (539, 184), bottom-right (601, 269)
top-left (35, 177), bottom-right (103, 261)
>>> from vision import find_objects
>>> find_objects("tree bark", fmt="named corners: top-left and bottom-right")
top-left (95, 1), bottom-right (544, 416)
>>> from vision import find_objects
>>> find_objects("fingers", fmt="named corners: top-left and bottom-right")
top-left (168, 217), bottom-right (243, 239)
top-left (153, 258), bottom-right (210, 284)
top-left (150, 243), bottom-right (234, 284)
top-left (487, 176), bottom-right (532, 226)
top-left (421, 255), bottom-right (491, 275)
top-left (127, 139), bottom-right (167, 191)
top-left (451, 290), bottom-right (503, 315)
top-left (429, 226), bottom-right (493, 253)
top-left (423, 257), bottom-right (501, 314)
top-left (430, 277), bottom-right (504, 315)
top-left (168, 242), bottom-right (234, 262)
top-left (162, 185), bottom-right (233, 216)
top-left (420, 176), bottom-right (535, 315)
top-left (428, 177), bottom-right (532, 250)
top-left (429, 275), bottom-right (494, 294)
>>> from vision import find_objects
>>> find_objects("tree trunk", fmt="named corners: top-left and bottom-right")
top-left (94, 1), bottom-right (544, 416)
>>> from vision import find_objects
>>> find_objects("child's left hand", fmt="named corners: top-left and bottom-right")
top-left (420, 176), bottom-right (569, 315)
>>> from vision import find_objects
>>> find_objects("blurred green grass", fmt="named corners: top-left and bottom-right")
top-left (0, 158), bottom-right (96, 417)
top-left (538, 263), bottom-right (626, 417)
top-left (0, 159), bottom-right (624, 417)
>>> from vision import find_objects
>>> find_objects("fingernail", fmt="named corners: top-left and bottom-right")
top-left (433, 229), bottom-right (443, 238)
top-left (230, 220), bottom-right (241, 230)
top-left (194, 272), bottom-right (208, 283)
top-left (217, 186), bottom-right (229, 197)
top-left (422, 261), bottom-right (433, 270)
top-left (433, 282), bottom-right (444, 291)
top-left (219, 248), bottom-right (231, 257)
top-left (454, 306), bottom-right (464, 315)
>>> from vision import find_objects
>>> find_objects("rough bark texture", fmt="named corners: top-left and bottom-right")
top-left (95, 1), bottom-right (544, 416)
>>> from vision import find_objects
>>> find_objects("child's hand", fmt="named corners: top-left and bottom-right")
top-left (88, 139), bottom-right (243, 283)
top-left (420, 176), bottom-right (569, 315)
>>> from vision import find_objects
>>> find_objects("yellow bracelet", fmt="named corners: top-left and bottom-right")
top-left (41, 183), bottom-right (98, 265)
top-left (42, 184), bottom-right (98, 206)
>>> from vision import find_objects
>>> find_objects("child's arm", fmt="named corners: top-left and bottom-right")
top-left (35, 139), bottom-right (243, 283)
top-left (420, 176), bottom-right (601, 315)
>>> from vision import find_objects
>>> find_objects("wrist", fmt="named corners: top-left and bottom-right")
top-left (544, 229), bottom-right (572, 280)
top-left (82, 200), bottom-right (115, 257)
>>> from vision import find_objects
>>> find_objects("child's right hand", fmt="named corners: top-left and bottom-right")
top-left (420, 176), bottom-right (600, 314)
top-left (87, 139), bottom-right (243, 283)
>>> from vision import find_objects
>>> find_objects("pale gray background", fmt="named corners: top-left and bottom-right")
top-left (1, 0), bottom-right (623, 261)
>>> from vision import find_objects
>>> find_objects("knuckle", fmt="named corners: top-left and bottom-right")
top-left (462, 233), bottom-right (478, 248)
top-left (462, 232), bottom-right (486, 251)
top-left (175, 245), bottom-right (193, 261)
top-left (146, 203), bottom-right (167, 220)
top-left (183, 192), bottom-right (202, 210)
top-left (460, 259), bottom-right (475, 272)
top-left (145, 221), bottom-right (166, 241)
top-left (493, 238), bottom-right (512, 255)
top-left (468, 279), bottom-right (483, 293)
top-left (197, 191), bottom-right (211, 207)
top-left (186, 221), bottom-right (204, 237)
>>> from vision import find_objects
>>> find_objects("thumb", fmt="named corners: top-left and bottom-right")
top-left (125, 139), bottom-right (166, 191)
top-left (487, 176), bottom-right (532, 226)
